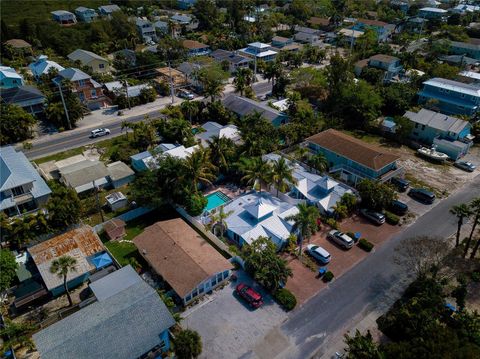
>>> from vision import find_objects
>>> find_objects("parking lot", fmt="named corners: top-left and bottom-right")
top-left (182, 270), bottom-right (288, 359)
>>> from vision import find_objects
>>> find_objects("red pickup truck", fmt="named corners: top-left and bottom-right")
top-left (235, 283), bottom-right (264, 309)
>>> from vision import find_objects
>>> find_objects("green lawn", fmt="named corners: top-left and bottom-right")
top-left (104, 241), bottom-right (139, 267)
top-left (34, 147), bottom-right (86, 164)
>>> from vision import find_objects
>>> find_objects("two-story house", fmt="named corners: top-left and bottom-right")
top-left (355, 54), bottom-right (403, 82)
top-left (449, 39), bottom-right (480, 60)
top-left (351, 18), bottom-right (394, 42)
top-left (98, 4), bottom-right (121, 18)
top-left (29, 55), bottom-right (65, 81)
top-left (209, 49), bottom-right (252, 73)
top-left (294, 26), bottom-right (321, 44)
top-left (136, 18), bottom-right (157, 43)
top-left (0, 66), bottom-right (24, 88)
top-left (75, 7), bottom-right (98, 23)
top-left (418, 7), bottom-right (448, 20)
top-left (68, 49), bottom-right (110, 74)
top-left (170, 14), bottom-right (198, 31)
top-left (0, 86), bottom-right (46, 116)
top-left (53, 68), bottom-right (109, 110)
top-left (238, 42), bottom-right (278, 62)
top-left (403, 108), bottom-right (474, 160)
top-left (51, 10), bottom-right (77, 25)
top-left (306, 129), bottom-right (402, 185)
top-left (418, 77), bottom-right (480, 116)
top-left (182, 40), bottom-right (210, 57)
top-left (0, 146), bottom-right (51, 217)
top-left (223, 94), bottom-right (288, 126)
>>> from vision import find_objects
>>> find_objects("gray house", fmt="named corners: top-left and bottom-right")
top-left (0, 86), bottom-right (46, 116)
top-left (75, 7), bottom-right (98, 22)
top-left (0, 146), bottom-right (51, 217)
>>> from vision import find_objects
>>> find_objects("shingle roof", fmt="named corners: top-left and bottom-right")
top-left (33, 266), bottom-right (175, 359)
top-left (182, 39), bottom-right (209, 49)
top-left (403, 109), bottom-right (469, 135)
top-left (0, 85), bottom-right (45, 105)
top-left (223, 94), bottom-right (283, 122)
top-left (4, 39), bottom-right (31, 48)
top-left (106, 161), bottom-right (134, 181)
top-left (68, 49), bottom-right (107, 65)
top-left (133, 219), bottom-right (232, 298)
top-left (357, 18), bottom-right (388, 27)
top-left (56, 67), bottom-right (91, 82)
top-left (308, 17), bottom-right (330, 26)
top-left (98, 4), bottom-right (121, 13)
top-left (369, 54), bottom-right (399, 64)
top-left (306, 129), bottom-right (400, 171)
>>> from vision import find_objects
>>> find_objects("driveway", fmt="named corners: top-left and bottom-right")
top-left (182, 270), bottom-right (288, 359)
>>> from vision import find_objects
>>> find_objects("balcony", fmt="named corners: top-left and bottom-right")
top-left (13, 192), bottom-right (34, 204)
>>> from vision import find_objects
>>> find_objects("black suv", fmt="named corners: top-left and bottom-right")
top-left (408, 188), bottom-right (435, 204)
top-left (391, 177), bottom-right (410, 192)
top-left (389, 200), bottom-right (408, 215)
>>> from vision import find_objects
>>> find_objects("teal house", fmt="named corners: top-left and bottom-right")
top-left (306, 129), bottom-right (402, 185)
top-left (449, 39), bottom-right (480, 60)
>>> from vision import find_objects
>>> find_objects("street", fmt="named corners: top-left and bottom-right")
top-left (245, 173), bottom-right (480, 359)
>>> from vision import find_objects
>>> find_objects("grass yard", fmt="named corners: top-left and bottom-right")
top-left (104, 241), bottom-right (139, 267)
top-left (34, 147), bottom-right (86, 164)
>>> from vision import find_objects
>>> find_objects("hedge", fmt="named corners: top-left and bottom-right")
top-left (274, 288), bottom-right (297, 311)
top-left (323, 271), bottom-right (334, 282)
top-left (346, 231), bottom-right (359, 242)
top-left (385, 211), bottom-right (400, 225)
top-left (358, 238), bottom-right (374, 252)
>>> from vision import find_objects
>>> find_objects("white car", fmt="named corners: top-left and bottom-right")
top-left (90, 128), bottom-right (111, 138)
top-left (327, 230), bottom-right (354, 249)
top-left (306, 244), bottom-right (331, 264)
top-left (178, 89), bottom-right (194, 100)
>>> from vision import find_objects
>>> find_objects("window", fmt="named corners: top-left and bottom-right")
top-left (199, 286), bottom-right (204, 294)
top-left (185, 294), bottom-right (191, 302)
top-left (99, 63), bottom-right (105, 69)
top-left (415, 123), bottom-right (419, 128)
top-left (217, 273), bottom-right (223, 282)
top-left (11, 186), bottom-right (25, 196)
top-left (421, 125), bottom-right (425, 131)
top-left (211, 277), bottom-right (217, 286)
top-left (223, 270), bottom-right (230, 279)
top-left (192, 289), bottom-right (198, 298)
top-left (91, 89), bottom-right (97, 97)
top-left (78, 79), bottom-right (85, 86)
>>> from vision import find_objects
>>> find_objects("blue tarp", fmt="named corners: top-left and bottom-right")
top-left (91, 252), bottom-right (113, 269)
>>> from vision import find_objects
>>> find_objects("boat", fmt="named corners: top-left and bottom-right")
top-left (417, 146), bottom-right (449, 162)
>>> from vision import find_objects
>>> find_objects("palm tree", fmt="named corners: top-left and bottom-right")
top-left (308, 153), bottom-right (329, 173)
top-left (184, 147), bottom-right (217, 192)
top-left (271, 157), bottom-right (297, 197)
top-left (181, 100), bottom-right (199, 123)
top-left (209, 206), bottom-right (233, 238)
top-left (233, 68), bottom-right (253, 96)
top-left (207, 136), bottom-right (236, 172)
top-left (286, 203), bottom-right (320, 256)
top-left (121, 120), bottom-right (131, 140)
top-left (237, 157), bottom-right (272, 192)
top-left (49, 255), bottom-right (77, 306)
top-left (450, 204), bottom-right (472, 248)
top-left (295, 146), bottom-right (309, 161)
top-left (465, 197), bottom-right (480, 258)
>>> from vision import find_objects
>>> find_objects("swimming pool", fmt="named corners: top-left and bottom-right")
top-left (204, 191), bottom-right (230, 211)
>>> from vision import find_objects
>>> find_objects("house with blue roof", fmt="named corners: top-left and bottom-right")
top-left (28, 55), bottom-right (65, 81)
top-left (98, 4), bottom-right (121, 18)
top-left (238, 42), bottom-right (278, 62)
top-left (417, 77), bottom-right (480, 116)
top-left (0, 66), bottom-right (24, 89)
top-left (75, 6), bottom-right (98, 22)
top-left (0, 146), bottom-right (51, 217)
top-left (51, 10), bottom-right (77, 25)
top-left (403, 108), bottom-right (474, 160)
top-left (33, 265), bottom-right (175, 359)
top-left (130, 151), bottom-right (153, 172)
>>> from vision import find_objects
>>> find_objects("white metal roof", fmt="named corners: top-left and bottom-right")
top-left (423, 78), bottom-right (480, 97)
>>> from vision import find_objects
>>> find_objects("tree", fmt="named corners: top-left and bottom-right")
top-left (233, 67), bottom-right (254, 96)
top-left (238, 111), bottom-right (279, 156)
top-left (183, 147), bottom-right (217, 192)
top-left (197, 63), bottom-right (228, 102)
top-left (0, 249), bottom-right (18, 291)
top-left (180, 100), bottom-right (200, 124)
top-left (46, 182), bottom-right (81, 230)
top-left (174, 329), bottom-right (202, 359)
top-left (0, 104), bottom-right (36, 145)
top-left (207, 135), bottom-right (236, 173)
top-left (450, 203), bottom-right (472, 248)
top-left (49, 255), bottom-right (77, 306)
top-left (381, 83), bottom-right (416, 116)
top-left (209, 206), bottom-right (233, 238)
top-left (286, 203), bottom-right (320, 256)
top-left (237, 156), bottom-right (272, 192)
top-left (344, 330), bottom-right (383, 359)
top-left (271, 157), bottom-right (297, 197)
top-left (130, 170), bottom-right (165, 208)
top-left (451, 276), bottom-right (468, 311)
top-left (0, 319), bottom-right (35, 352)
top-left (326, 53), bottom-right (354, 103)
top-left (193, 0), bottom-right (222, 30)
top-left (307, 153), bottom-right (328, 173)
top-left (392, 116), bottom-right (414, 142)
top-left (243, 237), bottom-right (293, 292)
top-left (465, 197), bottom-right (480, 258)
top-left (357, 179), bottom-right (396, 211)
top-left (340, 193), bottom-right (358, 214)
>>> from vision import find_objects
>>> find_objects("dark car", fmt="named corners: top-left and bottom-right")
top-left (408, 188), bottom-right (435, 204)
top-left (235, 283), bottom-right (264, 309)
top-left (390, 177), bottom-right (410, 192)
top-left (389, 200), bottom-right (408, 216)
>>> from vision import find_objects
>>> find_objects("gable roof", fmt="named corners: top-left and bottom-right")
top-left (0, 66), bottom-right (23, 81)
top-left (98, 4), bottom-right (121, 13)
top-left (33, 266), bottom-right (175, 359)
top-left (29, 55), bottom-right (64, 78)
top-left (56, 67), bottom-right (91, 82)
top-left (0, 85), bottom-right (45, 105)
top-left (68, 49), bottom-right (107, 65)
top-left (223, 94), bottom-right (283, 123)
top-left (210, 49), bottom-right (251, 65)
top-left (403, 109), bottom-right (469, 135)
top-left (195, 121), bottom-right (240, 144)
top-left (306, 129), bottom-right (400, 171)
top-left (133, 219), bottom-right (232, 298)
top-left (171, 14), bottom-right (192, 23)
top-left (308, 17), bottom-right (330, 26)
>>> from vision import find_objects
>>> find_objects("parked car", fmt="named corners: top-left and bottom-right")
top-left (390, 177), bottom-right (410, 192)
top-left (327, 230), bottom-right (354, 249)
top-left (454, 161), bottom-right (476, 172)
top-left (90, 128), bottom-right (110, 138)
top-left (306, 244), bottom-right (331, 264)
top-left (235, 283), bottom-right (264, 309)
top-left (177, 89), bottom-right (194, 100)
top-left (360, 208), bottom-right (385, 225)
top-left (389, 200), bottom-right (408, 216)
top-left (408, 188), bottom-right (435, 204)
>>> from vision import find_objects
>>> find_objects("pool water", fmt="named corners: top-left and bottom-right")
top-left (204, 191), bottom-right (230, 211)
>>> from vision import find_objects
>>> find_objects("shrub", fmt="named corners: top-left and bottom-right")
top-left (471, 272), bottom-right (480, 282)
top-left (323, 271), bottom-right (334, 282)
top-left (274, 288), bottom-right (297, 311)
top-left (385, 211), bottom-right (400, 225)
top-left (358, 238), bottom-right (374, 252)
top-left (325, 218), bottom-right (339, 229)
top-left (186, 193), bottom-right (207, 216)
top-left (346, 232), bottom-right (358, 242)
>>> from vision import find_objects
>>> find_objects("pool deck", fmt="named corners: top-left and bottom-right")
top-left (203, 185), bottom-right (246, 201)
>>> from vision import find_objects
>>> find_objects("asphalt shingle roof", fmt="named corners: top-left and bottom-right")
top-left (0, 85), bottom-right (45, 105)
top-left (222, 94), bottom-right (283, 123)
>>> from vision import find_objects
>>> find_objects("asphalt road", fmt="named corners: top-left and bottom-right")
top-left (267, 174), bottom-right (480, 359)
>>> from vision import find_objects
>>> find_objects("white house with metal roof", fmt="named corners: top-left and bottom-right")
top-left (238, 42), bottom-right (278, 62)
top-left (0, 66), bottom-right (24, 89)
top-left (0, 146), bottom-right (51, 217)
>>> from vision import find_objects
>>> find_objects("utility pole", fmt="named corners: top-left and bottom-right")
top-left (93, 180), bottom-right (104, 223)
top-left (57, 81), bottom-right (72, 130)
top-left (253, 54), bottom-right (257, 83)
top-left (168, 58), bottom-right (175, 104)
top-left (122, 79), bottom-right (131, 110)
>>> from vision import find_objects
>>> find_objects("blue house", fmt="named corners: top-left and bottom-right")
top-left (75, 7), bottom-right (98, 23)
top-left (0, 85), bottom-right (46, 116)
top-left (33, 265), bottom-right (175, 359)
top-left (238, 42), bottom-right (278, 62)
top-left (0, 66), bottom-right (24, 88)
top-left (355, 54), bottom-right (403, 82)
top-left (98, 4), bottom-right (121, 18)
top-left (449, 39), bottom-right (480, 60)
top-left (403, 108), bottom-right (474, 160)
top-left (178, 0), bottom-right (196, 10)
top-left (418, 77), bottom-right (480, 116)
top-left (50, 10), bottom-right (77, 25)
top-left (306, 129), bottom-right (402, 185)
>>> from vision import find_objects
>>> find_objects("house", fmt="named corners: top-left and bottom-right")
top-left (337, 28), bottom-right (364, 45)
top-left (28, 225), bottom-right (109, 296)
top-left (103, 218), bottom-right (126, 241)
top-left (404, 17), bottom-right (428, 33)
top-left (75, 7), bottom-right (98, 22)
top-left (449, 39), bottom-right (480, 60)
top-left (178, 0), bottom-right (197, 9)
top-left (271, 36), bottom-right (293, 48)
top-left (182, 40), bottom-right (210, 57)
top-left (195, 121), bottom-right (241, 145)
top-left (53, 68), bottom-right (108, 110)
top-left (209, 49), bottom-right (252, 73)
top-left (28, 55), bottom-right (65, 80)
top-left (59, 158), bottom-right (110, 193)
top-left (107, 161), bottom-right (135, 188)
top-left (136, 18), bottom-right (157, 43)
top-left (418, 7), bottom-right (448, 20)
top-left (223, 94), bottom-right (288, 126)
top-left (105, 192), bottom-right (128, 211)
top-left (458, 70), bottom-right (480, 85)
top-left (438, 54), bottom-right (479, 66)
top-left (351, 18), bottom-right (394, 42)
top-left (157, 143), bottom-right (199, 159)
top-left (51, 10), bottom-right (77, 25)
top-left (0, 146), bottom-right (51, 217)
top-left (308, 17), bottom-right (332, 30)
top-left (3, 39), bottom-right (32, 52)
top-left (33, 265), bottom-right (175, 359)
top-left (177, 61), bottom-right (206, 89)
top-left (263, 153), bottom-right (354, 215)
top-left (0, 66), bottom-right (24, 89)
top-left (451, 4), bottom-right (480, 15)
top-left (171, 14), bottom-right (198, 30)
top-left (133, 218), bottom-right (232, 305)
top-left (130, 151), bottom-right (154, 172)
top-left (154, 20), bottom-right (169, 35)
top-left (403, 108), bottom-right (474, 159)
top-left (103, 81), bottom-right (153, 101)
top-left (417, 77), bottom-right (480, 116)
top-left (306, 129), bottom-right (402, 185)
top-left (294, 26), bottom-right (321, 44)
top-left (354, 54), bottom-right (403, 82)
top-left (0, 85), bottom-right (46, 116)
top-left (114, 49), bottom-right (137, 67)
top-left (220, 192), bottom-right (298, 249)
top-left (98, 4), bottom-right (121, 18)
top-left (68, 49), bottom-right (110, 74)
top-left (238, 42), bottom-right (278, 62)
